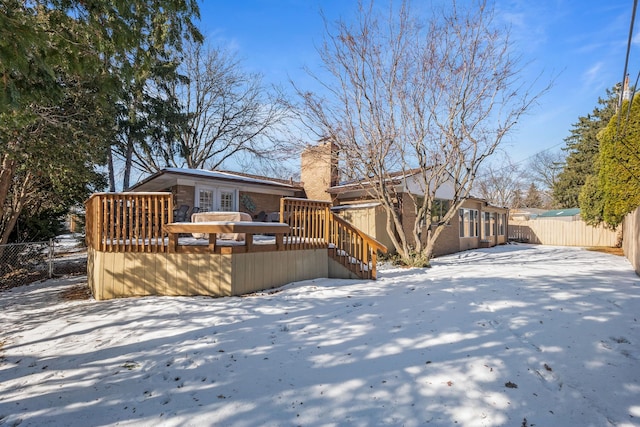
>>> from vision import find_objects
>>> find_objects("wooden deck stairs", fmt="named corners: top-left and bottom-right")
top-left (280, 198), bottom-right (387, 280)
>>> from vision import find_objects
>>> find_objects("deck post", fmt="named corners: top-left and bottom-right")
top-left (208, 233), bottom-right (217, 252)
top-left (168, 233), bottom-right (178, 253)
top-left (245, 233), bottom-right (253, 252)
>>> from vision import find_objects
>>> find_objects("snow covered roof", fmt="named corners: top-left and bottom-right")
top-left (328, 168), bottom-right (423, 194)
top-left (130, 168), bottom-right (303, 192)
top-left (330, 202), bottom-right (382, 211)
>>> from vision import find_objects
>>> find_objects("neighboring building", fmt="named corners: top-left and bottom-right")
top-left (129, 168), bottom-right (305, 219)
top-left (536, 208), bottom-right (581, 221)
top-left (509, 208), bottom-right (547, 221)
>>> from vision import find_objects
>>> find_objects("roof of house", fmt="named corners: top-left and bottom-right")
top-left (130, 168), bottom-right (304, 192)
top-left (327, 168), bottom-right (423, 195)
top-left (538, 208), bottom-right (581, 218)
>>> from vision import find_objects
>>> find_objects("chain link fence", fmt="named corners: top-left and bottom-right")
top-left (0, 235), bottom-right (87, 292)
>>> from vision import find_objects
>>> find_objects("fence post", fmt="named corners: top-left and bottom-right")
top-left (48, 238), bottom-right (54, 279)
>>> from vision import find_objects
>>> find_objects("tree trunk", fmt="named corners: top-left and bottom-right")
top-left (0, 154), bottom-right (16, 218)
top-left (107, 148), bottom-right (116, 192)
top-left (122, 140), bottom-right (134, 190)
top-left (0, 171), bottom-right (34, 245)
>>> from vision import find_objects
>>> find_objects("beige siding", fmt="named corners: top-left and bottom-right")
top-left (88, 248), bottom-right (333, 300)
top-left (337, 205), bottom-right (395, 251)
top-left (509, 219), bottom-right (620, 247)
top-left (328, 257), bottom-right (362, 279)
top-left (623, 206), bottom-right (640, 276)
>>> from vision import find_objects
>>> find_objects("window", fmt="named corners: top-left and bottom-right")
top-left (483, 211), bottom-right (497, 237)
top-left (459, 208), bottom-right (479, 238)
top-left (431, 199), bottom-right (451, 224)
top-left (491, 212), bottom-right (496, 236)
top-left (198, 189), bottom-right (214, 212)
top-left (498, 213), bottom-right (506, 235)
top-left (219, 190), bottom-right (235, 212)
top-left (473, 210), bottom-right (479, 237)
top-left (483, 212), bottom-right (491, 237)
top-left (196, 186), bottom-right (238, 212)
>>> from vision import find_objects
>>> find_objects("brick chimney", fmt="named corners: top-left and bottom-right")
top-left (300, 139), bottom-right (339, 202)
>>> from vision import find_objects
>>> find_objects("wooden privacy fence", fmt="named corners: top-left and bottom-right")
top-left (622, 206), bottom-right (640, 275)
top-left (280, 198), bottom-right (387, 279)
top-left (509, 219), bottom-right (620, 247)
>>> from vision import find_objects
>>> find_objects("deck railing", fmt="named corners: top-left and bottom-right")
top-left (85, 193), bottom-right (387, 279)
top-left (280, 198), bottom-right (387, 279)
top-left (85, 192), bottom-right (172, 252)
top-left (279, 198), bottom-right (331, 250)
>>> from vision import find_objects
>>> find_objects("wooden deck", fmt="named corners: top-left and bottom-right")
top-left (85, 193), bottom-right (387, 300)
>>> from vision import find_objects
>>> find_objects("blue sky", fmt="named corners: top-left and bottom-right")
top-left (196, 1), bottom-right (638, 167)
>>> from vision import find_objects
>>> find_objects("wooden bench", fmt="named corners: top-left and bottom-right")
top-left (163, 221), bottom-right (290, 253)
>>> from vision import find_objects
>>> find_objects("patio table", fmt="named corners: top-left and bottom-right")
top-left (163, 221), bottom-right (290, 253)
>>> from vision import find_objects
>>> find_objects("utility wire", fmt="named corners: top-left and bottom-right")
top-left (614, 0), bottom-right (640, 184)
top-left (617, 0), bottom-right (638, 117)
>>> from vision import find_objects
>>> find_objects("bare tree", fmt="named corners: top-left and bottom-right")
top-left (526, 150), bottom-right (564, 207)
top-left (296, 0), bottom-right (548, 265)
top-left (128, 40), bottom-right (290, 174)
top-left (474, 155), bottom-right (527, 207)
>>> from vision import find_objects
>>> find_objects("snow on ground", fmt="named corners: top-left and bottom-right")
top-left (0, 244), bottom-right (639, 427)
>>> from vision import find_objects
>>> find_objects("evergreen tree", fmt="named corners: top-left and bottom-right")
top-left (0, 0), bottom-right (201, 243)
top-left (553, 88), bottom-right (618, 208)
top-left (512, 188), bottom-right (524, 209)
top-left (578, 173), bottom-right (605, 225)
top-left (523, 183), bottom-right (544, 208)
top-left (587, 96), bottom-right (640, 226)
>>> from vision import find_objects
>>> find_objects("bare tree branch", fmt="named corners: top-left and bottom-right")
top-left (295, 0), bottom-right (550, 264)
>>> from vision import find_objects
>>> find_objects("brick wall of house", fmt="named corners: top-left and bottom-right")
top-left (173, 185), bottom-right (195, 210)
top-left (432, 218), bottom-right (462, 256)
top-left (238, 191), bottom-right (284, 218)
top-left (171, 185), bottom-right (294, 219)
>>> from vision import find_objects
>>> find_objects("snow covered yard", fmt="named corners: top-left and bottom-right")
top-left (0, 244), bottom-right (639, 427)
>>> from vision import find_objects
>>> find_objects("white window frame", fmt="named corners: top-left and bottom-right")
top-left (196, 186), bottom-right (215, 212)
top-left (459, 208), bottom-right (479, 238)
top-left (217, 187), bottom-right (238, 212)
top-left (483, 211), bottom-right (491, 237)
top-left (195, 184), bottom-right (239, 212)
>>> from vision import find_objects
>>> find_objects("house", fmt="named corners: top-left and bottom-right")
top-left (129, 168), bottom-right (305, 220)
top-left (300, 141), bottom-right (509, 257)
top-left (509, 208), bottom-right (547, 221)
top-left (128, 140), bottom-right (509, 258)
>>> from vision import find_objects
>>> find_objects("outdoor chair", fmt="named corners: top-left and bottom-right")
top-left (173, 204), bottom-right (190, 222)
